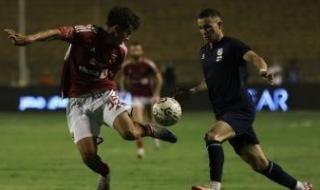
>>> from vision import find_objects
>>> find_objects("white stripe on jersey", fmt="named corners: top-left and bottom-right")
top-left (64, 44), bottom-right (72, 61)
top-left (74, 25), bottom-right (97, 33)
top-left (120, 42), bottom-right (128, 58)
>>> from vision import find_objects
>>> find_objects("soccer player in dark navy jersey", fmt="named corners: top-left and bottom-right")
top-left (177, 8), bottom-right (312, 190)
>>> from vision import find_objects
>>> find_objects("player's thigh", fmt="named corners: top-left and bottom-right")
top-left (102, 90), bottom-right (132, 128)
top-left (113, 111), bottom-right (136, 139)
top-left (67, 102), bottom-right (100, 144)
top-left (238, 144), bottom-right (269, 170)
top-left (206, 121), bottom-right (236, 142)
top-left (76, 136), bottom-right (98, 159)
top-left (132, 106), bottom-right (144, 123)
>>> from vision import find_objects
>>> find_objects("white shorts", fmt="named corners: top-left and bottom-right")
top-left (66, 90), bottom-right (131, 143)
top-left (132, 96), bottom-right (152, 108)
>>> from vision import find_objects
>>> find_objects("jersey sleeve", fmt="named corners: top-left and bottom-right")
top-left (231, 38), bottom-right (251, 65)
top-left (57, 24), bottom-right (97, 44)
top-left (145, 59), bottom-right (159, 74)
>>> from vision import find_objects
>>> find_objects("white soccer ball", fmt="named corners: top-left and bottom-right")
top-left (152, 97), bottom-right (182, 126)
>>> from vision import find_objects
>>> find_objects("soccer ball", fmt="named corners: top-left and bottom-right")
top-left (152, 97), bottom-right (182, 126)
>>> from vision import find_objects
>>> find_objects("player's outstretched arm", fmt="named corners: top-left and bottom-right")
top-left (151, 72), bottom-right (163, 103)
top-left (4, 28), bottom-right (61, 46)
top-left (243, 50), bottom-right (274, 85)
top-left (175, 78), bottom-right (207, 102)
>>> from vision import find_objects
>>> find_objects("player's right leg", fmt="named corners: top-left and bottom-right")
top-left (192, 121), bottom-right (236, 190)
top-left (132, 105), bottom-right (145, 159)
top-left (103, 90), bottom-right (177, 143)
top-left (146, 103), bottom-right (161, 149)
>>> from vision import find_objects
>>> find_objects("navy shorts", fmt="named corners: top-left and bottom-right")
top-left (218, 108), bottom-right (259, 155)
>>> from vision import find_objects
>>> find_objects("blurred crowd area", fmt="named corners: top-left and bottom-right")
top-left (1, 0), bottom-right (319, 87)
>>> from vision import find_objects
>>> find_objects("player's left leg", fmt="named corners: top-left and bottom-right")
top-left (238, 144), bottom-right (312, 190)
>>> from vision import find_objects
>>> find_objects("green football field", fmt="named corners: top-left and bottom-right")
top-left (0, 111), bottom-right (319, 190)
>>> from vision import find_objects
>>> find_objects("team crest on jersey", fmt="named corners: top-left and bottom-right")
top-left (201, 53), bottom-right (206, 60)
top-left (216, 48), bottom-right (223, 62)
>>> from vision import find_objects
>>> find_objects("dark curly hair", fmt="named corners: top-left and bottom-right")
top-left (106, 6), bottom-right (140, 31)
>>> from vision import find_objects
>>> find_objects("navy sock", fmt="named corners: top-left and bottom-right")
top-left (258, 161), bottom-right (297, 189)
top-left (206, 140), bottom-right (224, 182)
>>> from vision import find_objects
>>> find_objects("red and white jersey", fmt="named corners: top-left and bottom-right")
top-left (58, 24), bottom-right (127, 98)
top-left (122, 57), bottom-right (159, 97)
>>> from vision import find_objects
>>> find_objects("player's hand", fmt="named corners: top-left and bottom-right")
top-left (4, 28), bottom-right (32, 46)
top-left (174, 88), bottom-right (193, 102)
top-left (259, 69), bottom-right (274, 85)
top-left (151, 94), bottom-right (160, 105)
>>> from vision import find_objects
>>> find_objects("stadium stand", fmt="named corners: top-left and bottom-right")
top-left (1, 0), bottom-right (319, 85)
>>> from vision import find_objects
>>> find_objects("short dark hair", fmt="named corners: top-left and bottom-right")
top-left (198, 8), bottom-right (222, 19)
top-left (107, 6), bottom-right (140, 31)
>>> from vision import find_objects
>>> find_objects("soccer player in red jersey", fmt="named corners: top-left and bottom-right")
top-left (120, 42), bottom-right (163, 159)
top-left (5, 6), bottom-right (176, 190)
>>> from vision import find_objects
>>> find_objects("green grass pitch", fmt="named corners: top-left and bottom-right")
top-left (0, 111), bottom-right (319, 190)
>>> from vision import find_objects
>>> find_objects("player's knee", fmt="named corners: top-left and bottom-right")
top-left (204, 132), bottom-right (223, 143)
top-left (250, 156), bottom-right (269, 172)
top-left (120, 130), bottom-right (136, 141)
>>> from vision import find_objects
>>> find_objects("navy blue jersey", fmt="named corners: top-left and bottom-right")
top-left (200, 36), bottom-right (254, 117)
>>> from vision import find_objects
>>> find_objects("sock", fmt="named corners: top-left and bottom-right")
top-left (206, 140), bottom-right (224, 182)
top-left (210, 181), bottom-right (221, 190)
top-left (137, 148), bottom-right (144, 155)
top-left (154, 139), bottom-right (161, 148)
top-left (136, 137), bottom-right (144, 149)
top-left (85, 155), bottom-right (110, 177)
top-left (97, 162), bottom-right (110, 177)
top-left (258, 161), bottom-right (297, 189)
top-left (294, 181), bottom-right (305, 190)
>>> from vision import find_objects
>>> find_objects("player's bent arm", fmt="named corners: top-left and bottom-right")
top-left (175, 79), bottom-right (207, 101)
top-left (243, 50), bottom-right (268, 72)
top-left (243, 50), bottom-right (274, 84)
top-left (190, 78), bottom-right (208, 95)
top-left (4, 28), bottom-right (62, 46)
top-left (153, 72), bottom-right (163, 96)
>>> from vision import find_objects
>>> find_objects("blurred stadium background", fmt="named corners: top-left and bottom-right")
top-left (0, 0), bottom-right (319, 190)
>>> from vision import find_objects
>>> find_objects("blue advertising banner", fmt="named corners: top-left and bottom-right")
top-left (0, 84), bottom-right (318, 111)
